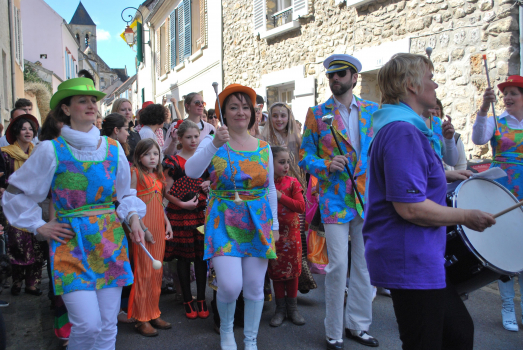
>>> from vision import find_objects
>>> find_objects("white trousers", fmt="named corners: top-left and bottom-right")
top-left (213, 256), bottom-right (268, 303)
top-left (62, 287), bottom-right (122, 350)
top-left (324, 215), bottom-right (373, 340)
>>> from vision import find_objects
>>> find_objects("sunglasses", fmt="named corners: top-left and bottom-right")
top-left (327, 70), bottom-right (348, 79)
top-left (210, 115), bottom-right (218, 119)
top-left (193, 100), bottom-right (206, 107)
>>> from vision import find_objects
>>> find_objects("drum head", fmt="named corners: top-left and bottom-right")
top-left (455, 178), bottom-right (523, 274)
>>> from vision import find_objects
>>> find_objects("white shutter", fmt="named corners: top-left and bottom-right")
top-left (156, 28), bottom-right (160, 77)
top-left (17, 7), bottom-right (23, 70)
top-left (292, 0), bottom-right (309, 20)
top-left (253, 0), bottom-right (266, 36)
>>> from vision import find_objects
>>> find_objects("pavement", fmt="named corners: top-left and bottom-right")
top-left (1, 272), bottom-right (523, 350)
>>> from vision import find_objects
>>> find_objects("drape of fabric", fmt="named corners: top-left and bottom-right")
top-left (372, 102), bottom-right (442, 159)
top-left (260, 103), bottom-right (306, 189)
top-left (128, 168), bottom-right (165, 322)
top-left (1, 141), bottom-right (34, 171)
top-left (489, 117), bottom-right (523, 200)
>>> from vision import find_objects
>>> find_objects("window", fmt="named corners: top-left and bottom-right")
top-left (278, 85), bottom-right (294, 109)
top-left (85, 34), bottom-right (90, 48)
top-left (168, 0), bottom-right (207, 70)
top-left (2, 51), bottom-right (7, 109)
top-left (75, 33), bottom-right (80, 43)
top-left (253, 0), bottom-right (308, 38)
top-left (141, 88), bottom-right (145, 105)
top-left (65, 50), bottom-right (70, 79)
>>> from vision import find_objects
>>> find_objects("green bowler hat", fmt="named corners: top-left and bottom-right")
top-left (50, 77), bottom-right (106, 109)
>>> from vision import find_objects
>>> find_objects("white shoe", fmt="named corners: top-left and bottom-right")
top-left (502, 308), bottom-right (519, 332)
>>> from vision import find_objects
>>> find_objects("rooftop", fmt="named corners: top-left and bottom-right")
top-left (69, 1), bottom-right (96, 26)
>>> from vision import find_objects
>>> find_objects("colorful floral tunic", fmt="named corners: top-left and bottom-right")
top-left (490, 117), bottom-right (523, 200)
top-left (299, 96), bottom-right (377, 224)
top-left (50, 136), bottom-right (133, 295)
top-left (268, 176), bottom-right (304, 281)
top-left (204, 140), bottom-right (276, 260)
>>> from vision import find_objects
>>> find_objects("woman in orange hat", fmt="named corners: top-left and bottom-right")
top-left (472, 75), bottom-right (523, 332)
top-left (0, 114), bottom-right (42, 296)
top-left (186, 84), bottom-right (279, 350)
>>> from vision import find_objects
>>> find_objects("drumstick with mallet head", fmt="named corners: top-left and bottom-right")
top-left (482, 54), bottom-right (500, 133)
top-left (123, 222), bottom-right (162, 270)
top-left (492, 200), bottom-right (523, 219)
top-left (212, 82), bottom-right (243, 205)
top-left (321, 115), bottom-right (364, 207)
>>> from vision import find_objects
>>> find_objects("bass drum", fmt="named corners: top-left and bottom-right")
top-left (446, 177), bottom-right (523, 295)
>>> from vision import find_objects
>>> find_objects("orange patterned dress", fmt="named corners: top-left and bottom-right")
top-left (128, 169), bottom-right (166, 322)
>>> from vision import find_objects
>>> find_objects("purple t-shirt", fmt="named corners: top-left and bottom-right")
top-left (362, 121), bottom-right (447, 290)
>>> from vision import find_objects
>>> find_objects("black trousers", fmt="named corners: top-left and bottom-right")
top-left (389, 283), bottom-right (474, 350)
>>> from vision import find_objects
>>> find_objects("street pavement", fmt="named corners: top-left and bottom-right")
top-left (2, 272), bottom-right (523, 349)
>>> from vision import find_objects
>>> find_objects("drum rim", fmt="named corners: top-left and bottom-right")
top-left (451, 177), bottom-right (523, 276)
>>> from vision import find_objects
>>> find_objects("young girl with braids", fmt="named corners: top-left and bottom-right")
top-left (162, 120), bottom-right (210, 319)
top-left (129, 139), bottom-right (173, 337)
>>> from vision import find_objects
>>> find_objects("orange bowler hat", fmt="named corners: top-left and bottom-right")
top-left (214, 84), bottom-right (257, 120)
top-left (497, 75), bottom-right (523, 92)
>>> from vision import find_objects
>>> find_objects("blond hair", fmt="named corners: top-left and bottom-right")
top-left (378, 53), bottom-right (434, 105)
top-left (176, 120), bottom-right (200, 150)
top-left (111, 98), bottom-right (133, 114)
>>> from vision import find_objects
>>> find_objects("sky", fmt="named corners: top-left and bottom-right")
top-left (43, 0), bottom-right (144, 76)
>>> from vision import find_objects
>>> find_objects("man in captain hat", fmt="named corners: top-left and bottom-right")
top-left (299, 54), bottom-right (379, 350)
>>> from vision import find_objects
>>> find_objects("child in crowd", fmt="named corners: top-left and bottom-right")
top-left (163, 120), bottom-right (210, 319)
top-left (268, 146), bottom-right (306, 327)
top-left (129, 139), bottom-right (173, 337)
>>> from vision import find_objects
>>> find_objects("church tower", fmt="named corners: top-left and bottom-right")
top-left (69, 1), bottom-right (97, 54)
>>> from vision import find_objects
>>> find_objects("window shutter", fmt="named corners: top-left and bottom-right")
top-left (65, 51), bottom-right (69, 79)
top-left (178, 2), bottom-right (185, 63)
top-left (170, 9), bottom-right (177, 68)
top-left (183, 0), bottom-right (191, 58)
top-left (17, 8), bottom-right (23, 70)
top-left (292, 0), bottom-right (309, 20)
top-left (156, 28), bottom-right (161, 77)
top-left (200, 0), bottom-right (206, 48)
top-left (253, 0), bottom-right (266, 36)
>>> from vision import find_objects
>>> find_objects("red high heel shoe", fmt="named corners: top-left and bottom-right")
top-left (197, 300), bottom-right (209, 319)
top-left (184, 300), bottom-right (198, 319)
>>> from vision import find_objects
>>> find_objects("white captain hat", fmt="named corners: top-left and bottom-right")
top-left (324, 54), bottom-right (362, 74)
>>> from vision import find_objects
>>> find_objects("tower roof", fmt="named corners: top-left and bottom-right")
top-left (69, 1), bottom-right (96, 26)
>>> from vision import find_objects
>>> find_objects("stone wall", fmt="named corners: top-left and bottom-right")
top-left (222, 0), bottom-right (520, 159)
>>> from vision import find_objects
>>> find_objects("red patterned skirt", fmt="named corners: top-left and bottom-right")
top-left (164, 197), bottom-right (206, 262)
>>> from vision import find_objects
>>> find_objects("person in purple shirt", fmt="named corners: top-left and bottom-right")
top-left (363, 53), bottom-right (496, 350)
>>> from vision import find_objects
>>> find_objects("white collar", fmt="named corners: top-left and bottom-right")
top-left (333, 95), bottom-right (359, 111)
top-left (60, 124), bottom-right (101, 150)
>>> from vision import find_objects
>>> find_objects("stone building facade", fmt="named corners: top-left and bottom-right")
top-left (222, 0), bottom-right (520, 158)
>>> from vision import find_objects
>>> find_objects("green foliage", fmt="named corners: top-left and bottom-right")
top-left (23, 64), bottom-right (52, 93)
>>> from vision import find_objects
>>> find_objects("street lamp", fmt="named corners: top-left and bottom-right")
top-left (124, 25), bottom-right (135, 46)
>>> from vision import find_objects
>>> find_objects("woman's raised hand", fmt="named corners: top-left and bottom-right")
top-left (480, 87), bottom-right (496, 114)
top-left (213, 125), bottom-right (230, 148)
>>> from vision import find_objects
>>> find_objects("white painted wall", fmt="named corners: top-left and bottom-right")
top-left (22, 0), bottom-right (63, 79)
top-left (151, 0), bottom-right (223, 113)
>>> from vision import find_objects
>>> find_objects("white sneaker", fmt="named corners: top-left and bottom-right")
top-left (502, 308), bottom-right (519, 332)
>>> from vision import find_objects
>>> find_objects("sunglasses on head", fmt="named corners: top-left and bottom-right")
top-left (193, 100), bottom-right (206, 107)
top-left (327, 70), bottom-right (348, 79)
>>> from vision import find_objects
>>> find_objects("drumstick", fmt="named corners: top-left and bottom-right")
top-left (123, 222), bottom-right (162, 269)
top-left (482, 54), bottom-right (499, 133)
top-left (493, 200), bottom-right (523, 218)
top-left (137, 242), bottom-right (162, 270)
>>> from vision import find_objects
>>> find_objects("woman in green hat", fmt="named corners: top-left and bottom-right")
top-left (2, 77), bottom-right (146, 350)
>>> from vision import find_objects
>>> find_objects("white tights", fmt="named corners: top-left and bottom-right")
top-left (61, 287), bottom-right (122, 350)
top-left (213, 256), bottom-right (268, 303)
